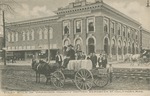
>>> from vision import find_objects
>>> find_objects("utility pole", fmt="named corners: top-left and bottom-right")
top-left (147, 0), bottom-right (150, 7)
top-left (2, 10), bottom-right (6, 65)
top-left (0, 0), bottom-right (20, 65)
top-left (47, 26), bottom-right (51, 63)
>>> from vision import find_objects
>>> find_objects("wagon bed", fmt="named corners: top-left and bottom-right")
top-left (51, 60), bottom-right (109, 90)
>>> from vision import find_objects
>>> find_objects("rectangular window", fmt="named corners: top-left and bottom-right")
top-left (117, 23), bottom-right (121, 35)
top-left (87, 17), bottom-right (95, 32)
top-left (23, 46), bottom-right (26, 49)
top-left (122, 26), bottom-right (126, 37)
top-left (12, 46), bottom-right (15, 50)
top-left (19, 46), bottom-right (22, 50)
top-left (75, 20), bottom-right (82, 33)
top-left (110, 21), bottom-right (115, 34)
top-left (104, 19), bottom-right (109, 33)
top-left (136, 31), bottom-right (139, 40)
top-left (11, 32), bottom-right (14, 42)
top-left (27, 46), bottom-right (30, 49)
top-left (63, 21), bottom-right (70, 35)
top-left (127, 28), bottom-right (130, 38)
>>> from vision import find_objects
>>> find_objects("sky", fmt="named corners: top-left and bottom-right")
top-left (2, 0), bottom-right (150, 30)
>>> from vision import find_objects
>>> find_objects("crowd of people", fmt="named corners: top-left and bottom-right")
top-left (55, 44), bottom-right (108, 69)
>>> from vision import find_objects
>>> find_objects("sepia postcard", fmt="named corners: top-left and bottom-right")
top-left (0, 0), bottom-right (150, 96)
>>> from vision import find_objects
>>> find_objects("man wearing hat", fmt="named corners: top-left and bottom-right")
top-left (90, 52), bottom-right (97, 68)
top-left (98, 54), bottom-right (103, 67)
top-left (55, 51), bottom-right (62, 68)
top-left (63, 44), bottom-right (75, 68)
top-left (67, 44), bottom-right (75, 60)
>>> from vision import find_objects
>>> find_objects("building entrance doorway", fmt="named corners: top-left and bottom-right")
top-left (104, 38), bottom-right (109, 55)
top-left (132, 43), bottom-right (135, 54)
top-left (88, 38), bottom-right (95, 54)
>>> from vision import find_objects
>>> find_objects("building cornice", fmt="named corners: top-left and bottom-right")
top-left (102, 3), bottom-right (141, 26)
top-left (56, 1), bottom-right (141, 26)
top-left (5, 1), bottom-right (141, 29)
top-left (6, 15), bottom-right (59, 27)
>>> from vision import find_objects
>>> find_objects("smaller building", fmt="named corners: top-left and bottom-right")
top-left (142, 28), bottom-right (150, 51)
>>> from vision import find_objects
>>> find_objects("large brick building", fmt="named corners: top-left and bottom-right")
top-left (5, 0), bottom-right (144, 61)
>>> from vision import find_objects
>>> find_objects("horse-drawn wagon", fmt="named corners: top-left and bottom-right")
top-left (50, 60), bottom-right (109, 90)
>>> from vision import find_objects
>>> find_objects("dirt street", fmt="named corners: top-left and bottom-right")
top-left (1, 65), bottom-right (150, 91)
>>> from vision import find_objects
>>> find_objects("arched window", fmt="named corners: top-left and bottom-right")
top-left (44, 28), bottom-right (48, 39)
top-left (7, 33), bottom-right (11, 42)
top-left (104, 38), bottom-right (109, 55)
top-left (132, 43), bottom-right (135, 54)
top-left (136, 44), bottom-right (139, 54)
top-left (123, 41), bottom-right (127, 55)
top-left (49, 27), bottom-right (53, 39)
top-left (128, 42), bottom-right (131, 54)
top-left (88, 38), bottom-right (95, 54)
top-left (31, 30), bottom-right (34, 40)
top-left (64, 39), bottom-right (70, 47)
top-left (15, 32), bottom-right (18, 41)
top-left (63, 39), bottom-right (70, 53)
top-left (11, 32), bottom-right (14, 42)
top-left (118, 40), bottom-right (122, 55)
top-left (111, 39), bottom-right (116, 55)
top-left (75, 38), bottom-right (82, 51)
top-left (117, 23), bottom-right (121, 36)
top-left (27, 31), bottom-right (30, 40)
top-left (136, 31), bottom-right (138, 40)
top-left (22, 31), bottom-right (25, 41)
top-left (39, 28), bottom-right (43, 39)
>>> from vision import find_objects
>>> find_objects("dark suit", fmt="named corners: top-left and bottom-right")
top-left (55, 55), bottom-right (62, 67)
top-left (98, 56), bottom-right (103, 67)
top-left (102, 54), bottom-right (107, 68)
top-left (67, 49), bottom-right (75, 60)
top-left (90, 55), bottom-right (97, 68)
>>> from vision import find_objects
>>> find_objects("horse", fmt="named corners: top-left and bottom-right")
top-left (124, 54), bottom-right (141, 66)
top-left (124, 54), bottom-right (132, 62)
top-left (31, 59), bottom-right (58, 84)
top-left (130, 54), bottom-right (141, 66)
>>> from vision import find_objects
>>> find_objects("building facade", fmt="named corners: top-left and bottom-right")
top-left (142, 29), bottom-right (150, 51)
top-left (5, 0), bottom-right (142, 61)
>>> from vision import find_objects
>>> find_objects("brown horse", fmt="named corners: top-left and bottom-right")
top-left (31, 60), bottom-right (58, 84)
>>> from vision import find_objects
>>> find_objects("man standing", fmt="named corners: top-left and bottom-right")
top-left (67, 45), bottom-right (75, 60)
top-left (98, 54), bottom-right (103, 67)
top-left (102, 52), bottom-right (108, 68)
top-left (90, 52), bottom-right (97, 68)
top-left (55, 51), bottom-right (62, 68)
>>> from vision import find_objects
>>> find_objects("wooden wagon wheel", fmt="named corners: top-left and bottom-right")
top-left (93, 73), bottom-right (109, 87)
top-left (74, 69), bottom-right (93, 90)
top-left (51, 71), bottom-right (65, 88)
